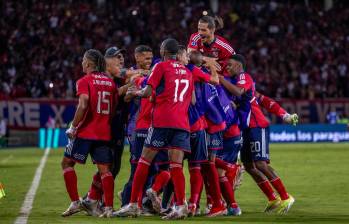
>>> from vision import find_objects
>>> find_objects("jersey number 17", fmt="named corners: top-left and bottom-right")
top-left (174, 79), bottom-right (189, 102)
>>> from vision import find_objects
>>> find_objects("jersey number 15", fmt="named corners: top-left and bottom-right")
top-left (97, 91), bottom-right (110, 115)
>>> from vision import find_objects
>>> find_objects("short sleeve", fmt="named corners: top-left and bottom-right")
top-left (192, 66), bottom-right (211, 83)
top-left (76, 78), bottom-right (89, 96)
top-left (187, 33), bottom-right (200, 50)
top-left (147, 63), bottom-right (164, 89)
top-left (236, 73), bottom-right (253, 91)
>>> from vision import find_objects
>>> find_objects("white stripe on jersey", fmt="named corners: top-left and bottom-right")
top-left (216, 39), bottom-right (234, 53)
top-left (261, 128), bottom-right (266, 158)
top-left (215, 39), bottom-right (234, 53)
top-left (192, 34), bottom-right (201, 42)
top-left (216, 39), bottom-right (234, 52)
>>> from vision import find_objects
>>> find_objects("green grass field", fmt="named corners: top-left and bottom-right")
top-left (1, 143), bottom-right (349, 224)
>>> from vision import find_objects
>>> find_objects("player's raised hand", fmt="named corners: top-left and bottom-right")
top-left (66, 125), bottom-right (77, 139)
top-left (283, 113), bottom-right (299, 126)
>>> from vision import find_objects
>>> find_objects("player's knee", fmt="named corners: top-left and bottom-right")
top-left (61, 157), bottom-right (73, 169)
top-left (97, 164), bottom-right (110, 174)
top-left (141, 147), bottom-right (157, 161)
top-left (255, 161), bottom-right (268, 172)
top-left (169, 149), bottom-right (184, 163)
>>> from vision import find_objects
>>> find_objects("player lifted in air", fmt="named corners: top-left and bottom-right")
top-left (61, 49), bottom-right (118, 218)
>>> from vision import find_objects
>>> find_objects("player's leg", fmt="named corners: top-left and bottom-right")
top-left (61, 138), bottom-right (90, 217)
top-left (242, 128), bottom-right (281, 212)
top-left (110, 120), bottom-right (126, 178)
top-left (187, 130), bottom-right (206, 216)
top-left (114, 127), bottom-right (162, 217)
top-left (162, 129), bottom-right (190, 220)
top-left (253, 128), bottom-right (294, 214)
top-left (216, 135), bottom-right (242, 216)
top-left (146, 161), bottom-right (170, 213)
top-left (161, 180), bottom-right (174, 214)
top-left (89, 141), bottom-right (114, 217)
top-left (120, 131), bottom-right (145, 206)
top-left (201, 131), bottom-right (226, 217)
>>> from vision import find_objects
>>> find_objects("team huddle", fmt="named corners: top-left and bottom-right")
top-left (61, 15), bottom-right (299, 219)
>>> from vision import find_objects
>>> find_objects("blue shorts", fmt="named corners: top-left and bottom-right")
top-left (130, 129), bottom-right (148, 164)
top-left (144, 127), bottom-right (191, 152)
top-left (188, 130), bottom-right (208, 164)
top-left (216, 135), bottom-right (242, 164)
top-left (64, 138), bottom-right (112, 164)
top-left (241, 127), bottom-right (270, 163)
top-left (207, 131), bottom-right (223, 152)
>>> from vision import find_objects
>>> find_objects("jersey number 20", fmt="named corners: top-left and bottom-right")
top-left (97, 91), bottom-right (110, 114)
top-left (174, 79), bottom-right (189, 102)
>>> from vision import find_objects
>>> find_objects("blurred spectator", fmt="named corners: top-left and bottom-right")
top-left (0, 0), bottom-right (348, 99)
top-left (0, 116), bottom-right (7, 147)
top-left (326, 111), bottom-right (339, 124)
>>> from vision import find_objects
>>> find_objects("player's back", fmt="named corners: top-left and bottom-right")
top-left (76, 72), bottom-right (117, 141)
top-left (148, 60), bottom-right (193, 131)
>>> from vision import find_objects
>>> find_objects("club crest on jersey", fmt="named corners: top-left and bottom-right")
top-left (191, 41), bottom-right (197, 46)
top-left (211, 48), bottom-right (220, 57)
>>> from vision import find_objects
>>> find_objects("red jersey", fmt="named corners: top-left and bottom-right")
top-left (147, 59), bottom-right (194, 131)
top-left (76, 72), bottom-right (118, 141)
top-left (134, 76), bottom-right (153, 130)
top-left (236, 73), bottom-right (269, 128)
top-left (187, 32), bottom-right (235, 71)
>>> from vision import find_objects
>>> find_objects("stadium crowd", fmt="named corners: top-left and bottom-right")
top-left (1, 0), bottom-right (348, 99)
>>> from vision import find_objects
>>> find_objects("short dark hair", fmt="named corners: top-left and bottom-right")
top-left (85, 49), bottom-right (106, 72)
top-left (162, 38), bottom-right (179, 55)
top-left (134, 45), bottom-right (152, 54)
top-left (230, 54), bottom-right (247, 70)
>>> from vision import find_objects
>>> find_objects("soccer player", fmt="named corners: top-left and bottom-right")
top-left (80, 47), bottom-right (137, 217)
top-left (61, 49), bottom-right (118, 218)
top-left (187, 15), bottom-right (235, 72)
top-left (187, 16), bottom-right (236, 216)
top-left (115, 38), bottom-right (193, 220)
top-left (121, 45), bottom-right (170, 212)
top-left (219, 54), bottom-right (297, 214)
top-left (176, 47), bottom-right (220, 216)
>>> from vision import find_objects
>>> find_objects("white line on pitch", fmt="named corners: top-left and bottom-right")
top-left (14, 147), bottom-right (51, 224)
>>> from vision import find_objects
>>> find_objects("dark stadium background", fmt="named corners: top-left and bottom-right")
top-left (1, 0), bottom-right (349, 99)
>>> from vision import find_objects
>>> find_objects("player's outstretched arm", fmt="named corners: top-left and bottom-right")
top-left (218, 75), bottom-right (245, 97)
top-left (256, 92), bottom-right (299, 125)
